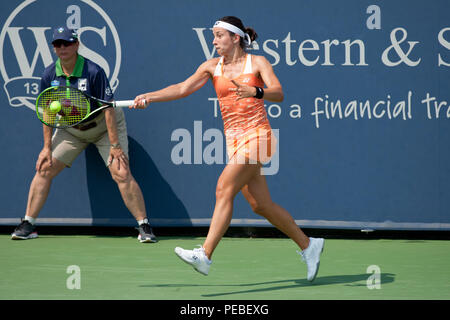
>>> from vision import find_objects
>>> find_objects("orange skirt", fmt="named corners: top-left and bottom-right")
top-left (226, 127), bottom-right (277, 164)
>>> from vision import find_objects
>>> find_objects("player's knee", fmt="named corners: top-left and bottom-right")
top-left (215, 182), bottom-right (234, 202)
top-left (36, 168), bottom-right (53, 180)
top-left (251, 201), bottom-right (273, 217)
top-left (110, 168), bottom-right (131, 184)
top-left (36, 164), bottom-right (62, 180)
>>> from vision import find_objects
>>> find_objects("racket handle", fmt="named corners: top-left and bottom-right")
top-left (114, 99), bottom-right (147, 108)
top-left (114, 100), bottom-right (135, 108)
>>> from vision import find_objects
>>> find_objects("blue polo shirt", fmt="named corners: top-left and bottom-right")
top-left (40, 54), bottom-right (114, 123)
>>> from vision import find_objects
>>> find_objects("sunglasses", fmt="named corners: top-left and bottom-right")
top-left (52, 40), bottom-right (76, 48)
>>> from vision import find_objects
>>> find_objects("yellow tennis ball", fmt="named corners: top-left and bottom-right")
top-left (49, 101), bottom-right (61, 113)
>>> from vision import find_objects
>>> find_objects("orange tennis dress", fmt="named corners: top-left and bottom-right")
top-left (212, 54), bottom-right (276, 164)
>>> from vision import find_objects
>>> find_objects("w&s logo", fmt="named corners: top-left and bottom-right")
top-left (0, 0), bottom-right (122, 110)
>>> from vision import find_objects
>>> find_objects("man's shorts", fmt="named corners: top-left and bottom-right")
top-left (51, 109), bottom-right (128, 167)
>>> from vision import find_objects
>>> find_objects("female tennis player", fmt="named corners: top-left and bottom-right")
top-left (133, 16), bottom-right (324, 281)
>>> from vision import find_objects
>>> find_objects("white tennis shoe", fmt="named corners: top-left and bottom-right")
top-left (174, 246), bottom-right (212, 276)
top-left (298, 237), bottom-right (325, 282)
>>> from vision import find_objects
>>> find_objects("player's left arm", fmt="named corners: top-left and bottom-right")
top-left (104, 107), bottom-right (127, 168)
top-left (254, 55), bottom-right (284, 102)
top-left (104, 107), bottom-right (119, 147)
top-left (93, 69), bottom-right (127, 168)
top-left (104, 103), bottom-right (128, 170)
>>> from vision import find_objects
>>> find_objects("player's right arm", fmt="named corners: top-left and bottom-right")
top-left (35, 126), bottom-right (53, 171)
top-left (36, 77), bottom-right (53, 171)
top-left (132, 58), bottom-right (218, 108)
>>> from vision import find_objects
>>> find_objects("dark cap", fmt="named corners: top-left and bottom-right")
top-left (52, 26), bottom-right (78, 43)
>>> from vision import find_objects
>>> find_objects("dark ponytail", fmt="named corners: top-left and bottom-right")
top-left (245, 27), bottom-right (258, 43)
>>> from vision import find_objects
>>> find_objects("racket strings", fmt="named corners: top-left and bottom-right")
top-left (36, 87), bottom-right (90, 127)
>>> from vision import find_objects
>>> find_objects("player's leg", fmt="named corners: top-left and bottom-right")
top-left (25, 157), bottom-right (66, 219)
top-left (12, 129), bottom-right (84, 240)
top-left (107, 152), bottom-right (156, 242)
top-left (11, 157), bottom-right (66, 240)
top-left (107, 156), bottom-right (145, 219)
top-left (241, 173), bottom-right (310, 249)
top-left (174, 161), bottom-right (261, 275)
top-left (203, 162), bottom-right (262, 258)
top-left (27, 127), bottom-right (86, 220)
top-left (241, 173), bottom-right (324, 281)
top-left (97, 109), bottom-right (156, 243)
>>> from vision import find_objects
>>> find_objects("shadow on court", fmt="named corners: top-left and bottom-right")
top-left (85, 136), bottom-right (191, 226)
top-left (140, 273), bottom-right (395, 297)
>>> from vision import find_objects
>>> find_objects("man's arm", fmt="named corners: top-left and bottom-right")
top-left (36, 73), bottom-right (54, 171)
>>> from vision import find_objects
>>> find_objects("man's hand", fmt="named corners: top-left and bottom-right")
top-left (36, 147), bottom-right (53, 172)
top-left (107, 145), bottom-right (129, 170)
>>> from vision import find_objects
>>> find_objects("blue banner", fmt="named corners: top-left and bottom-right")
top-left (1, 0), bottom-right (449, 230)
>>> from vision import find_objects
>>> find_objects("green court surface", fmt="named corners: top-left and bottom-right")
top-left (0, 234), bottom-right (449, 300)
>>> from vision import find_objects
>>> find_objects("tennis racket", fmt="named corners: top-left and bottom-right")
top-left (35, 86), bottom-right (141, 128)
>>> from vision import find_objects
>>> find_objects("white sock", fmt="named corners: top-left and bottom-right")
top-left (138, 218), bottom-right (148, 226)
top-left (24, 216), bottom-right (36, 225)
